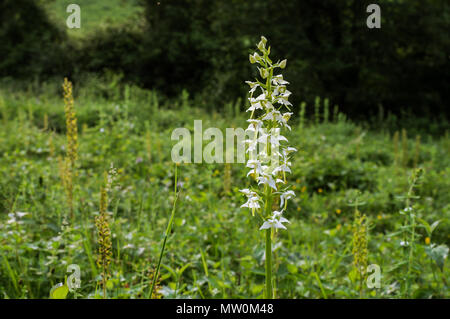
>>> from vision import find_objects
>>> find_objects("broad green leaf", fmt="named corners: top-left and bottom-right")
top-left (50, 283), bottom-right (69, 299)
top-left (430, 220), bottom-right (441, 234)
top-left (417, 218), bottom-right (431, 235)
top-left (348, 268), bottom-right (358, 283)
top-left (250, 284), bottom-right (264, 295)
top-left (177, 262), bottom-right (192, 277)
top-left (161, 264), bottom-right (177, 279)
top-left (106, 279), bottom-right (114, 290)
top-left (287, 263), bottom-right (298, 274)
top-left (426, 244), bottom-right (449, 271)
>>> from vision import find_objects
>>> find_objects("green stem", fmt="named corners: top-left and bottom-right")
top-left (359, 272), bottom-right (363, 298)
top-left (265, 228), bottom-right (273, 299)
top-left (406, 212), bottom-right (416, 297)
top-left (264, 184), bottom-right (273, 299)
top-left (263, 61), bottom-right (274, 298)
top-left (102, 264), bottom-right (106, 299)
top-left (148, 164), bottom-right (179, 298)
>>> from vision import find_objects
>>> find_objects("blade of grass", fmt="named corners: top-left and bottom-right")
top-left (313, 272), bottom-right (328, 299)
top-left (2, 255), bottom-right (19, 294)
top-left (148, 163), bottom-right (180, 298)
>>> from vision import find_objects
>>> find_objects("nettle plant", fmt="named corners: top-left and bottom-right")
top-left (240, 36), bottom-right (296, 299)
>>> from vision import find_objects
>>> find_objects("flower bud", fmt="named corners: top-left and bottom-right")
top-left (260, 36), bottom-right (267, 45)
top-left (259, 67), bottom-right (269, 79)
top-left (257, 39), bottom-right (266, 52)
top-left (279, 59), bottom-right (287, 69)
top-left (282, 113), bottom-right (292, 121)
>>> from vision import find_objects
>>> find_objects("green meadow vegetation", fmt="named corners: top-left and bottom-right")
top-left (0, 75), bottom-right (448, 298)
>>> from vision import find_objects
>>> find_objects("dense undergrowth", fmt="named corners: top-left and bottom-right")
top-left (0, 80), bottom-right (448, 298)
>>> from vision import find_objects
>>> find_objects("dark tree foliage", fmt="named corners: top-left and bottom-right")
top-left (0, 0), bottom-right (69, 78)
top-left (1, 0), bottom-right (448, 118)
top-left (74, 27), bottom-right (143, 83)
top-left (139, 0), bottom-right (449, 117)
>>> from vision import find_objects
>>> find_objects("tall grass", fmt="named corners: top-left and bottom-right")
top-left (95, 176), bottom-right (112, 298)
top-left (0, 66), bottom-right (448, 300)
top-left (148, 164), bottom-right (181, 298)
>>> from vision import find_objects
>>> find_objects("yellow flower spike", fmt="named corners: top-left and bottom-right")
top-left (352, 209), bottom-right (368, 298)
top-left (95, 180), bottom-right (112, 299)
top-left (62, 78), bottom-right (78, 220)
top-left (318, 188), bottom-right (323, 193)
top-left (336, 209), bottom-right (341, 215)
top-left (425, 237), bottom-right (431, 245)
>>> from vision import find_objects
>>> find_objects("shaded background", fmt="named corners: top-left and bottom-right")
top-left (1, 0), bottom-right (449, 120)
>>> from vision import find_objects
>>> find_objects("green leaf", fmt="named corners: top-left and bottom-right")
top-left (426, 244), bottom-right (449, 271)
top-left (177, 262), bottom-right (192, 277)
top-left (287, 263), bottom-right (298, 274)
top-left (250, 284), bottom-right (264, 295)
top-left (417, 218), bottom-right (440, 236)
top-left (50, 283), bottom-right (69, 299)
top-left (161, 264), bottom-right (177, 279)
top-left (348, 268), bottom-right (358, 283)
top-left (417, 218), bottom-right (431, 235)
top-left (430, 220), bottom-right (441, 234)
top-left (174, 217), bottom-right (185, 227)
top-left (106, 279), bottom-right (114, 290)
